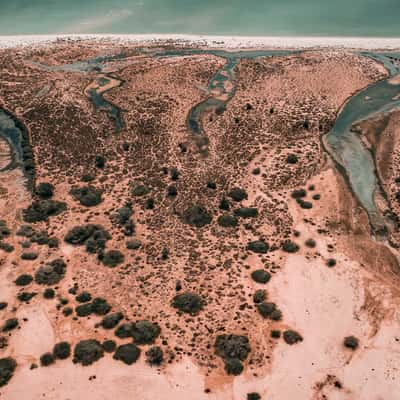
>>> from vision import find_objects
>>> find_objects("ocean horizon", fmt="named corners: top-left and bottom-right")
top-left (1, 0), bottom-right (399, 37)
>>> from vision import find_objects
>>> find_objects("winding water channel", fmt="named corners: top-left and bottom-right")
top-left (30, 54), bottom-right (126, 132)
top-left (1, 48), bottom-right (400, 231)
top-left (324, 52), bottom-right (400, 234)
top-left (155, 49), bottom-right (294, 152)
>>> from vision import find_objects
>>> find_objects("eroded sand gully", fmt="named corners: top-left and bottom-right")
top-left (0, 41), bottom-right (399, 399)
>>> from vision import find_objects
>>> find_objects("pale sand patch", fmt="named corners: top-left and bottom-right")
top-left (388, 74), bottom-right (400, 85)
top-left (2, 358), bottom-right (219, 400)
top-left (235, 251), bottom-right (400, 399)
top-left (10, 305), bottom-right (55, 358)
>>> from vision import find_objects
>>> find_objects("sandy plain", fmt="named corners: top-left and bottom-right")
top-left (0, 40), bottom-right (399, 400)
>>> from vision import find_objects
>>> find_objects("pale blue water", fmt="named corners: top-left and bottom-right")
top-left (0, 0), bottom-right (399, 36)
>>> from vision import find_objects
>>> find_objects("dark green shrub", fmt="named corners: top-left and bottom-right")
top-left (270, 309), bottom-right (283, 321)
top-left (15, 274), bottom-right (33, 286)
top-left (327, 258), bottom-right (336, 267)
top-left (17, 292), bottom-right (37, 302)
top-left (115, 206), bottom-right (133, 225)
top-left (234, 208), bottom-right (258, 218)
top-left (76, 303), bottom-right (93, 317)
top-left (95, 155), bottom-right (105, 168)
top-left (172, 292), bottom-right (204, 315)
top-left (253, 289), bottom-right (267, 304)
top-left (75, 291), bottom-right (92, 303)
top-left (252, 168), bottom-right (260, 175)
top-left (182, 205), bottom-right (212, 228)
top-left (0, 302), bottom-right (7, 310)
top-left (145, 346), bottom-right (163, 365)
top-left (101, 250), bottom-right (124, 267)
top-left (64, 225), bottom-right (111, 253)
top-left (16, 225), bottom-right (35, 237)
top-left (64, 225), bottom-right (95, 244)
top-left (217, 214), bottom-right (238, 228)
top-left (256, 302), bottom-right (277, 319)
top-left (70, 186), bottom-right (102, 207)
top-left (2, 318), bottom-right (18, 332)
top-left (145, 198), bottom-right (155, 209)
top-left (102, 340), bottom-right (116, 353)
top-left (224, 358), bottom-right (243, 375)
top-left (126, 239), bottom-right (141, 250)
top-left (115, 323), bottom-right (133, 338)
top-left (291, 189), bottom-right (306, 199)
top-left (286, 154), bottom-right (298, 164)
top-left (131, 320), bottom-right (161, 345)
top-left (0, 222), bottom-right (10, 240)
top-left (81, 173), bottom-right (95, 182)
top-left (62, 307), bottom-right (73, 316)
top-left (283, 330), bottom-right (303, 345)
top-left (305, 239), bottom-right (316, 248)
top-left (43, 288), bottom-right (55, 299)
top-left (36, 182), bottom-right (54, 199)
top-left (247, 393), bottom-right (261, 400)
top-left (35, 259), bottom-right (66, 285)
top-left (91, 298), bottom-right (111, 315)
top-left (53, 342), bottom-right (71, 360)
top-left (207, 181), bottom-right (216, 189)
top-left (247, 240), bottom-right (269, 254)
top-left (31, 230), bottom-right (50, 245)
top-left (0, 242), bottom-right (13, 253)
top-left (0, 357), bottom-right (16, 387)
top-left (297, 199), bottom-right (313, 209)
top-left (251, 270), bottom-right (271, 284)
top-left (344, 336), bottom-right (359, 350)
top-left (167, 185), bottom-right (177, 197)
top-left (23, 200), bottom-right (66, 223)
top-left (214, 334), bottom-right (250, 361)
top-left (228, 188), bottom-right (248, 202)
top-left (170, 168), bottom-right (180, 180)
top-left (219, 198), bottom-right (230, 210)
top-left (73, 339), bottom-right (104, 366)
top-left (132, 185), bottom-right (149, 196)
top-left (101, 312), bottom-right (123, 329)
top-left (40, 352), bottom-right (54, 366)
top-left (47, 237), bottom-right (60, 249)
top-left (282, 241), bottom-right (299, 253)
top-left (113, 343), bottom-right (141, 365)
top-left (21, 252), bottom-right (38, 260)
top-left (271, 330), bottom-right (281, 339)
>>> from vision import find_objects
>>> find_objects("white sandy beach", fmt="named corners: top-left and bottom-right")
top-left (0, 34), bottom-right (400, 50)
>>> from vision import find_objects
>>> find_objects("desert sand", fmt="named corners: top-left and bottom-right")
top-left (0, 39), bottom-right (399, 399)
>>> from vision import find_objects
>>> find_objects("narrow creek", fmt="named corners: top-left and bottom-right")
top-left (323, 52), bottom-right (400, 235)
top-left (154, 49), bottom-right (295, 153)
top-left (29, 54), bottom-right (126, 132)
top-left (0, 109), bottom-right (34, 187)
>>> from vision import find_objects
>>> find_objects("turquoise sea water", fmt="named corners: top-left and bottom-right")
top-left (0, 0), bottom-right (399, 36)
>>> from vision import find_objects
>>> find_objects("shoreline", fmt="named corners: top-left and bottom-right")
top-left (1, 33), bottom-right (400, 50)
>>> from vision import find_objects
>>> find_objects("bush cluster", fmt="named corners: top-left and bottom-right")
top-left (247, 240), bottom-right (269, 254)
top-left (182, 205), bottom-right (212, 228)
top-left (35, 259), bottom-right (66, 285)
top-left (172, 292), bottom-right (204, 315)
top-left (0, 357), bottom-right (16, 387)
top-left (70, 186), bottom-right (103, 207)
top-left (73, 339), bottom-right (104, 366)
top-left (23, 200), bottom-right (66, 223)
top-left (214, 334), bottom-right (251, 376)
